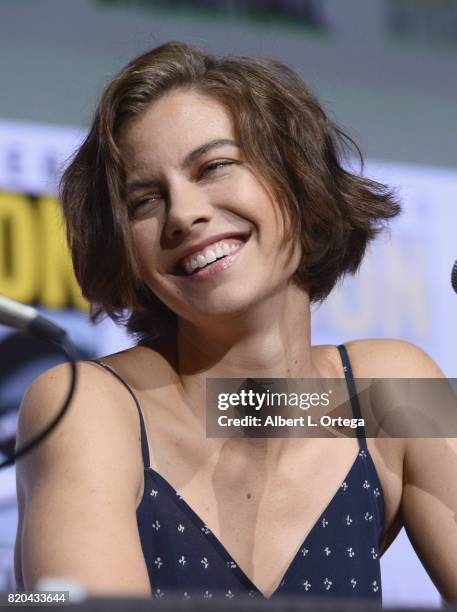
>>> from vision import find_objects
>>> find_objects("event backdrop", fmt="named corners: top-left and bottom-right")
top-left (0, 115), bottom-right (456, 604)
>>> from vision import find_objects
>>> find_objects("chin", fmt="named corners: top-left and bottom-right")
top-left (182, 291), bottom-right (261, 323)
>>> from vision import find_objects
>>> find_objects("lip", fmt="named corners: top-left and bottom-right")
top-left (173, 231), bottom-right (250, 273)
top-left (177, 239), bottom-right (247, 283)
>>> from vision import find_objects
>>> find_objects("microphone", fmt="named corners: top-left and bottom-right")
top-left (0, 295), bottom-right (76, 470)
top-left (452, 260), bottom-right (457, 294)
top-left (0, 295), bottom-right (67, 342)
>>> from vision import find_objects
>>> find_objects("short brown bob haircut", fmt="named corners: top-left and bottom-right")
top-left (60, 41), bottom-right (401, 344)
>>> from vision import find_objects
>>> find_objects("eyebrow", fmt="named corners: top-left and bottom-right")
top-left (126, 138), bottom-right (239, 194)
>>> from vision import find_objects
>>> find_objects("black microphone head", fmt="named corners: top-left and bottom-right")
top-left (452, 260), bottom-right (457, 294)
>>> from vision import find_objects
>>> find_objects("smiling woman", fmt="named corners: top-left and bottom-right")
top-left (15, 41), bottom-right (457, 603)
top-left (58, 41), bottom-right (401, 343)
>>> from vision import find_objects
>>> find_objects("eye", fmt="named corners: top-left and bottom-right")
top-left (128, 195), bottom-right (162, 218)
top-left (200, 160), bottom-right (234, 177)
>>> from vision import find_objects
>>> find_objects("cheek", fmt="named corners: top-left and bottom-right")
top-left (132, 223), bottom-right (162, 275)
top-left (241, 179), bottom-right (288, 240)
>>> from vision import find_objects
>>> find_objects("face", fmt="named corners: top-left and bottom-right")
top-left (119, 88), bottom-right (301, 326)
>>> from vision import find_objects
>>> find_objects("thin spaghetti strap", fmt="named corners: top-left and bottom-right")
top-left (87, 360), bottom-right (151, 469)
top-left (336, 345), bottom-right (368, 449)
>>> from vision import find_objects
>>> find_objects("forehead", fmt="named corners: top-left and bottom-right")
top-left (119, 89), bottom-right (235, 172)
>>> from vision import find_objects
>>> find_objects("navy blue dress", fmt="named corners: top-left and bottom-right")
top-left (90, 344), bottom-right (384, 601)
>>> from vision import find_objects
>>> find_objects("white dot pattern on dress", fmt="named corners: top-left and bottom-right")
top-left (136, 449), bottom-right (384, 600)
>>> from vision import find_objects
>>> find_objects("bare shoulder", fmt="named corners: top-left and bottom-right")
top-left (343, 338), bottom-right (445, 378)
top-left (94, 341), bottom-right (179, 388)
top-left (341, 338), bottom-right (446, 485)
top-left (15, 357), bottom-right (154, 594)
top-left (16, 358), bottom-right (143, 497)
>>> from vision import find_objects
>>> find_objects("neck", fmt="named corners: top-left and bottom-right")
top-left (157, 284), bottom-right (335, 463)
top-left (176, 283), bottom-right (317, 379)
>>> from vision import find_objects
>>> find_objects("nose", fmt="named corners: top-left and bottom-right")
top-left (163, 179), bottom-right (213, 240)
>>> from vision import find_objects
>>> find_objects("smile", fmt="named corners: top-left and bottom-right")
top-left (174, 236), bottom-right (249, 283)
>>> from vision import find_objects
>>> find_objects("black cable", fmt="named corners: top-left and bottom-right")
top-left (0, 336), bottom-right (78, 470)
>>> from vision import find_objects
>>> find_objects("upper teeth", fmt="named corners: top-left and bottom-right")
top-left (182, 240), bottom-right (243, 275)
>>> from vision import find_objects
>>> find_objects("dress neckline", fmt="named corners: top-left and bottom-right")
top-left (142, 447), bottom-right (381, 600)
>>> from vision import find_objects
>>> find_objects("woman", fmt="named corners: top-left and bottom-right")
top-left (15, 42), bottom-right (457, 601)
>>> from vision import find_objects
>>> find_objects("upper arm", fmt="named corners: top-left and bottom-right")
top-left (15, 361), bottom-right (152, 596)
top-left (375, 341), bottom-right (457, 601)
top-left (402, 437), bottom-right (457, 602)
top-left (347, 339), bottom-right (457, 599)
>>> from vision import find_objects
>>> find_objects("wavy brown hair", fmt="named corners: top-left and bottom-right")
top-left (60, 41), bottom-right (401, 344)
